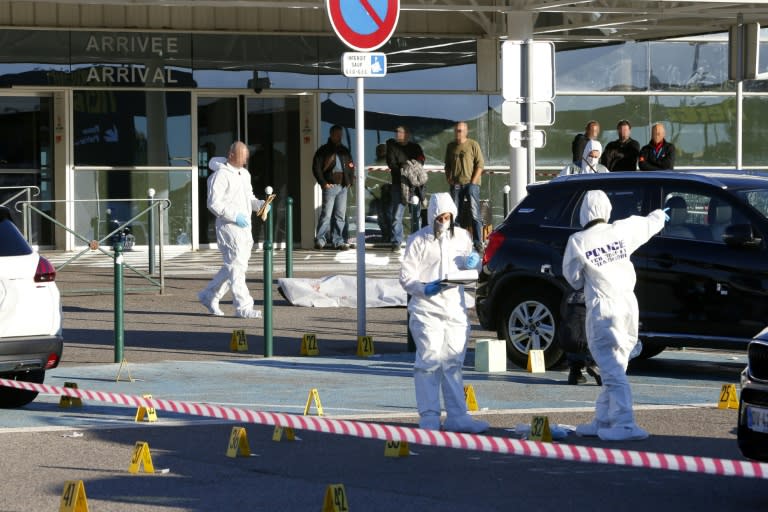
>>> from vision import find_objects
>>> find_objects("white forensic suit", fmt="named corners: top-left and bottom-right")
top-left (199, 157), bottom-right (266, 319)
top-left (559, 139), bottom-right (609, 176)
top-left (562, 190), bottom-right (665, 441)
top-left (399, 192), bottom-right (488, 433)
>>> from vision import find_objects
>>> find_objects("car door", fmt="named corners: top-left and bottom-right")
top-left (641, 186), bottom-right (768, 342)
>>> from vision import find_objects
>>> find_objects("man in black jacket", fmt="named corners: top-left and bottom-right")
top-left (386, 126), bottom-right (425, 253)
top-left (601, 119), bottom-right (640, 171)
top-left (312, 125), bottom-right (355, 250)
top-left (639, 123), bottom-right (675, 170)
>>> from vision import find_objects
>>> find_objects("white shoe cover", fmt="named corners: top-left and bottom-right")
top-left (419, 416), bottom-right (441, 431)
top-left (198, 291), bottom-right (224, 316)
top-left (237, 309), bottom-right (263, 319)
top-left (443, 415), bottom-right (489, 434)
top-left (575, 420), bottom-right (610, 437)
top-left (597, 425), bottom-right (649, 441)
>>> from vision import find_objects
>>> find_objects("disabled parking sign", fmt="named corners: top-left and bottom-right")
top-left (342, 52), bottom-right (387, 77)
top-left (327, 0), bottom-right (400, 52)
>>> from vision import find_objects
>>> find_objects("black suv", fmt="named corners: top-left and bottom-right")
top-left (477, 171), bottom-right (768, 369)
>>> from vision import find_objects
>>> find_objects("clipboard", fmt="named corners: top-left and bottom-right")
top-left (440, 269), bottom-right (479, 285)
top-left (257, 194), bottom-right (276, 221)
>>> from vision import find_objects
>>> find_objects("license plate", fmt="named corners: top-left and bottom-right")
top-left (747, 405), bottom-right (768, 434)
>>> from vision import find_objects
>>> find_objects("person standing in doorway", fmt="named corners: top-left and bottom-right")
top-left (386, 125), bottom-right (426, 253)
top-left (444, 121), bottom-right (485, 253)
top-left (601, 119), bottom-right (640, 171)
top-left (312, 124), bottom-right (355, 250)
top-left (198, 141), bottom-right (269, 319)
top-left (639, 123), bottom-right (675, 170)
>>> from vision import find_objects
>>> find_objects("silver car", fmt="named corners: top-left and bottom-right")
top-left (0, 206), bottom-right (63, 407)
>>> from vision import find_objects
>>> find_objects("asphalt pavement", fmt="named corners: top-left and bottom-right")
top-left (0, 247), bottom-right (763, 512)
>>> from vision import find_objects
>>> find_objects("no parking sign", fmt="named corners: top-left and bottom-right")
top-left (327, 0), bottom-right (400, 52)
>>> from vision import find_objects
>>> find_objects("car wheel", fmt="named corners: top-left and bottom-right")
top-left (0, 369), bottom-right (44, 408)
top-left (499, 291), bottom-right (564, 369)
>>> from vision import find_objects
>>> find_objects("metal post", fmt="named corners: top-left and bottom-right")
top-left (503, 184), bottom-right (511, 218)
top-left (355, 76), bottom-right (367, 338)
top-left (264, 205), bottom-right (274, 357)
top-left (286, 197), bottom-right (293, 278)
top-left (158, 200), bottom-right (165, 294)
top-left (406, 297), bottom-right (416, 352)
top-left (114, 241), bottom-right (125, 363)
top-left (410, 195), bottom-right (420, 234)
top-left (147, 188), bottom-right (156, 275)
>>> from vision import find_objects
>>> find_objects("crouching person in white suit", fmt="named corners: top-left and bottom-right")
top-left (399, 192), bottom-right (487, 433)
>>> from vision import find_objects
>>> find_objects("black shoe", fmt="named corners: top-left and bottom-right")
top-left (568, 367), bottom-right (587, 385)
top-left (391, 243), bottom-right (402, 253)
top-left (314, 242), bottom-right (325, 250)
top-left (336, 243), bottom-right (350, 251)
top-left (586, 365), bottom-right (602, 386)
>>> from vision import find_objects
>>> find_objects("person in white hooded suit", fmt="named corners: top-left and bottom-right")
top-left (562, 190), bottom-right (666, 441)
top-left (399, 192), bottom-right (488, 433)
top-left (559, 139), bottom-right (609, 176)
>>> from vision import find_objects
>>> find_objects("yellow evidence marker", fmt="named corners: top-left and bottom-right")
top-left (134, 394), bottom-right (158, 423)
top-left (529, 415), bottom-right (553, 442)
top-left (322, 483), bottom-right (349, 512)
top-left (356, 335), bottom-right (374, 357)
top-left (128, 441), bottom-right (155, 474)
top-left (59, 382), bottom-right (83, 408)
top-left (272, 425), bottom-right (296, 442)
top-left (230, 329), bottom-right (248, 352)
top-left (304, 388), bottom-right (324, 416)
top-left (718, 383), bottom-right (739, 410)
top-left (226, 426), bottom-right (251, 457)
top-left (59, 480), bottom-right (89, 512)
top-left (527, 349), bottom-right (546, 373)
top-left (384, 440), bottom-right (410, 458)
top-left (300, 333), bottom-right (319, 356)
top-left (463, 384), bottom-right (479, 412)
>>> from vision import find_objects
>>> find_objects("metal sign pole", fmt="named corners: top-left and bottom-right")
top-left (355, 76), bottom-right (367, 337)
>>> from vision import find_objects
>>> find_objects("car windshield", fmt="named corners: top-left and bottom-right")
top-left (739, 188), bottom-right (768, 219)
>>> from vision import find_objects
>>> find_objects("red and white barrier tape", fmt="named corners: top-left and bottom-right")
top-left (2, 377), bottom-right (766, 479)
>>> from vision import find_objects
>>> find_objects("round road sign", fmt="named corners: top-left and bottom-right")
top-left (327, 0), bottom-right (400, 52)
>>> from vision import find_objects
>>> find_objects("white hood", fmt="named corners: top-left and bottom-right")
top-left (427, 192), bottom-right (458, 224)
top-left (579, 189), bottom-right (612, 227)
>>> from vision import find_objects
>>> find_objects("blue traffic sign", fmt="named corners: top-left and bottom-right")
top-left (327, 0), bottom-right (400, 52)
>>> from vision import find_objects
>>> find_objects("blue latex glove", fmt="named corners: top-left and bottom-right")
top-left (663, 207), bottom-right (670, 223)
top-left (465, 251), bottom-right (480, 269)
top-left (424, 279), bottom-right (446, 297)
top-left (235, 212), bottom-right (250, 228)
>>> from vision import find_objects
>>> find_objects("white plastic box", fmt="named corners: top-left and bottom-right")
top-left (474, 339), bottom-right (507, 373)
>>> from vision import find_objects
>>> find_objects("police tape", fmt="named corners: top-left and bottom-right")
top-left (2, 377), bottom-right (766, 479)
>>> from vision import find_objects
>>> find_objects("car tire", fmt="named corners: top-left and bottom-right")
top-left (499, 290), bottom-right (564, 369)
top-left (0, 369), bottom-right (44, 408)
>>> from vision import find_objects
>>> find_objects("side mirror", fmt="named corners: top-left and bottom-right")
top-left (723, 223), bottom-right (761, 247)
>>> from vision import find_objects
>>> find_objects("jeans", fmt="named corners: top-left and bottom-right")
top-left (315, 184), bottom-right (348, 247)
top-left (451, 183), bottom-right (483, 245)
top-left (390, 185), bottom-right (423, 244)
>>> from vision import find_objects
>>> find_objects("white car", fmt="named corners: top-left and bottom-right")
top-left (0, 206), bottom-right (63, 407)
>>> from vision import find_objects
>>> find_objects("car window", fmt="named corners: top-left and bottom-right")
top-left (569, 188), bottom-right (644, 228)
top-left (512, 187), bottom-right (574, 226)
top-left (0, 218), bottom-right (33, 257)
top-left (661, 188), bottom-right (748, 243)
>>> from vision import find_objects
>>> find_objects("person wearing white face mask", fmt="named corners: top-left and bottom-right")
top-left (399, 193), bottom-right (487, 433)
top-left (559, 140), bottom-right (609, 176)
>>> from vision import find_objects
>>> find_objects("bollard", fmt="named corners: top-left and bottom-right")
top-left (286, 197), bottom-right (293, 278)
top-left (114, 240), bottom-right (125, 363)
top-left (409, 195), bottom-right (420, 235)
top-left (502, 184), bottom-right (511, 218)
top-left (147, 188), bottom-right (156, 275)
top-left (263, 187), bottom-right (274, 357)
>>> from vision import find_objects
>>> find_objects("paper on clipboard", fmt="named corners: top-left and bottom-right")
top-left (257, 194), bottom-right (276, 221)
top-left (440, 269), bottom-right (478, 285)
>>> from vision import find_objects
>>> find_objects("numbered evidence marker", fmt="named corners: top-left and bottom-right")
top-left (322, 483), bottom-right (349, 512)
top-left (356, 335), bottom-right (374, 357)
top-left (59, 382), bottom-right (83, 408)
top-left (463, 384), bottom-right (479, 412)
top-left (301, 333), bottom-right (319, 356)
top-left (718, 383), bottom-right (739, 410)
top-left (59, 480), bottom-right (89, 512)
top-left (529, 415), bottom-right (553, 442)
top-left (230, 329), bottom-right (248, 352)
top-left (527, 349), bottom-right (546, 373)
top-left (384, 440), bottom-right (410, 458)
top-left (128, 441), bottom-right (155, 474)
top-left (272, 424), bottom-right (296, 442)
top-left (134, 394), bottom-right (158, 423)
top-left (304, 387), bottom-right (324, 416)
top-left (226, 426), bottom-right (251, 457)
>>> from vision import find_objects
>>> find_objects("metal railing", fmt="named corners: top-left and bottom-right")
top-left (0, 186), bottom-right (40, 240)
top-left (15, 198), bottom-right (171, 295)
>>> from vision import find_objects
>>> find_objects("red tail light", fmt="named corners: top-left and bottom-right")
top-left (482, 231), bottom-right (505, 266)
top-left (34, 256), bottom-right (56, 283)
top-left (45, 352), bottom-right (60, 369)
